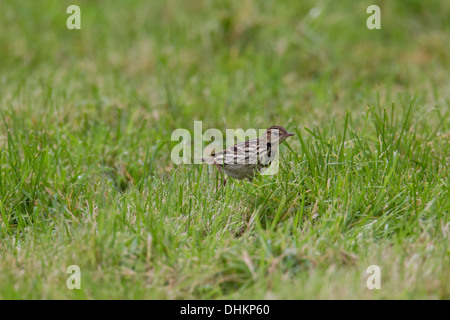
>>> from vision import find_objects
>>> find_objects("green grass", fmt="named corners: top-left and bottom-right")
top-left (0, 0), bottom-right (449, 299)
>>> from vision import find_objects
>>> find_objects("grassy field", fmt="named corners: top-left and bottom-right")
top-left (0, 0), bottom-right (449, 299)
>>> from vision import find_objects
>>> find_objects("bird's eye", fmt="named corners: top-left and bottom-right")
top-left (273, 130), bottom-right (279, 136)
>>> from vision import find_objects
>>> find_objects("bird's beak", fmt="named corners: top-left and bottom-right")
top-left (286, 133), bottom-right (294, 137)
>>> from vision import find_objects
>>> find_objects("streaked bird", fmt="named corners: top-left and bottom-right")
top-left (203, 125), bottom-right (294, 184)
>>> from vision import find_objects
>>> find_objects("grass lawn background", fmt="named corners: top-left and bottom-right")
top-left (0, 0), bottom-right (449, 299)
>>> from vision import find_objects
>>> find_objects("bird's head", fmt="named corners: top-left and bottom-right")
top-left (265, 125), bottom-right (294, 143)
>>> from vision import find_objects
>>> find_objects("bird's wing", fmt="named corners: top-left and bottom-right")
top-left (213, 139), bottom-right (259, 166)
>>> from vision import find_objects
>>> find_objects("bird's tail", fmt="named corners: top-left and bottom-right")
top-left (194, 157), bottom-right (214, 164)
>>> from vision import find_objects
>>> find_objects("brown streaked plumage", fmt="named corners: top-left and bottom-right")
top-left (204, 125), bottom-right (294, 184)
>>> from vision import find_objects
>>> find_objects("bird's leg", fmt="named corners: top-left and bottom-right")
top-left (213, 161), bottom-right (226, 187)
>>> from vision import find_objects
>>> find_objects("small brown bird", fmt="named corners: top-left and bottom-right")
top-left (204, 125), bottom-right (294, 184)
